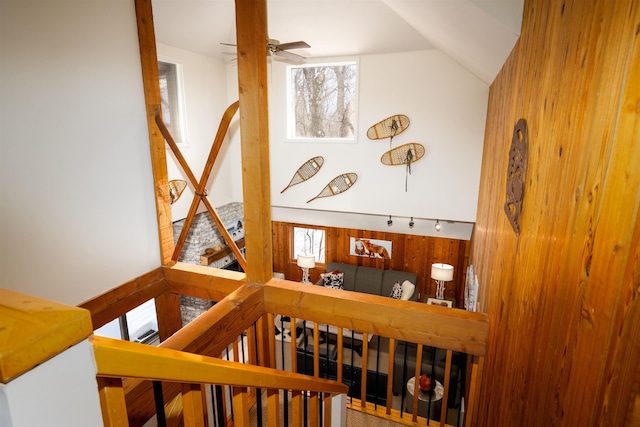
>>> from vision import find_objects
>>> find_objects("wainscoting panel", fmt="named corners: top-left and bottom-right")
top-left (272, 221), bottom-right (470, 306)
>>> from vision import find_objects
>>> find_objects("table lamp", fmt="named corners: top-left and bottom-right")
top-left (431, 263), bottom-right (454, 299)
top-left (297, 255), bottom-right (315, 284)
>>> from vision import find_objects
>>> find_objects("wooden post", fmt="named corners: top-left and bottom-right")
top-left (234, 0), bottom-right (274, 285)
top-left (97, 377), bottom-right (128, 427)
top-left (181, 383), bottom-right (206, 427)
top-left (234, 0), bottom-right (274, 371)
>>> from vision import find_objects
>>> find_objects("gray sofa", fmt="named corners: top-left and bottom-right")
top-left (317, 261), bottom-right (418, 301)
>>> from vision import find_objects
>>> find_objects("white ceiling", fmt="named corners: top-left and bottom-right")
top-left (152, 0), bottom-right (523, 84)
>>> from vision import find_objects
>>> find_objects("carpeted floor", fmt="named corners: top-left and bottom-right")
top-left (346, 409), bottom-right (404, 426)
top-left (248, 391), bottom-right (404, 427)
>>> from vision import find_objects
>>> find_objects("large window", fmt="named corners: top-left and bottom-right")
top-left (158, 60), bottom-right (187, 144)
top-left (287, 61), bottom-right (358, 141)
top-left (293, 226), bottom-right (326, 264)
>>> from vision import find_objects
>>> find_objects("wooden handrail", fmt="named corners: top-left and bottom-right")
top-left (82, 267), bottom-right (488, 426)
top-left (91, 335), bottom-right (347, 394)
top-left (264, 278), bottom-right (489, 356)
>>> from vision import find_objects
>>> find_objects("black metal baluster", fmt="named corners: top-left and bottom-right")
top-left (152, 381), bottom-right (167, 427)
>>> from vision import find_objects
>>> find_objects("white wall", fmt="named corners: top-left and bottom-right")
top-left (267, 50), bottom-right (488, 238)
top-left (157, 43), bottom-right (237, 221)
top-left (0, 340), bottom-right (103, 427)
top-left (0, 0), bottom-right (160, 304)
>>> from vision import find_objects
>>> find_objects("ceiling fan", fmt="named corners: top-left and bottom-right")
top-left (221, 38), bottom-right (310, 63)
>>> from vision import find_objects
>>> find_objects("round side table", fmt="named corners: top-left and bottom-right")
top-left (405, 376), bottom-right (444, 419)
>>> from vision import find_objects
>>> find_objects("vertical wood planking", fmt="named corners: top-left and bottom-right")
top-left (472, 0), bottom-right (640, 425)
top-left (272, 221), bottom-right (470, 306)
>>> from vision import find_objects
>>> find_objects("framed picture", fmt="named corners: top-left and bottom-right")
top-left (349, 237), bottom-right (392, 259)
top-left (426, 298), bottom-right (453, 308)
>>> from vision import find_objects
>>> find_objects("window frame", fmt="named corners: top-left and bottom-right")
top-left (290, 225), bottom-right (327, 266)
top-left (285, 59), bottom-right (359, 143)
top-left (157, 58), bottom-right (188, 146)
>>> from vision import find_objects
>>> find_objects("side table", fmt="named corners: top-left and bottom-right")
top-left (405, 376), bottom-right (444, 419)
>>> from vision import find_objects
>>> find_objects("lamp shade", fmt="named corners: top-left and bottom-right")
top-left (431, 263), bottom-right (454, 281)
top-left (297, 255), bottom-right (316, 269)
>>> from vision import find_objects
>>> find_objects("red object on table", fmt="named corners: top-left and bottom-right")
top-left (419, 374), bottom-right (432, 392)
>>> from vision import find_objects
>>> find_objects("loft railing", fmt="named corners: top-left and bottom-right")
top-left (264, 279), bottom-right (487, 427)
top-left (91, 334), bottom-right (347, 427)
top-left (81, 262), bottom-right (488, 426)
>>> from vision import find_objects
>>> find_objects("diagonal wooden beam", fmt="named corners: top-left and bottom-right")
top-left (133, 0), bottom-right (173, 263)
top-left (154, 103), bottom-right (246, 270)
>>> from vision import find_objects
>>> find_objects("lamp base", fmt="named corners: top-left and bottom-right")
top-left (301, 267), bottom-right (311, 284)
top-left (435, 280), bottom-right (446, 299)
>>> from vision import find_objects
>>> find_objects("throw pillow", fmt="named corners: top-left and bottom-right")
top-left (321, 272), bottom-right (344, 290)
top-left (400, 280), bottom-right (416, 301)
top-left (389, 281), bottom-right (403, 299)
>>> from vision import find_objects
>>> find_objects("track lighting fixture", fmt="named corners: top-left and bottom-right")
top-left (434, 219), bottom-right (441, 232)
top-left (409, 217), bottom-right (415, 228)
top-left (387, 215), bottom-right (393, 226)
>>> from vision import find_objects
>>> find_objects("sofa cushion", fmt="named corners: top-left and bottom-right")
top-left (400, 280), bottom-right (416, 301)
top-left (321, 272), bottom-right (344, 289)
top-left (354, 266), bottom-right (384, 295)
top-left (325, 262), bottom-right (358, 291)
top-left (389, 281), bottom-right (403, 299)
top-left (382, 270), bottom-right (418, 301)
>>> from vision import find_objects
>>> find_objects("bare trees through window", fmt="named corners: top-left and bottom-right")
top-left (289, 62), bottom-right (357, 140)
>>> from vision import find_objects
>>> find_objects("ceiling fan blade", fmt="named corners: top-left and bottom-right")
top-left (274, 49), bottom-right (306, 63)
top-left (277, 41), bottom-right (310, 51)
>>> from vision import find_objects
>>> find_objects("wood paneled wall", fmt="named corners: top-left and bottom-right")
top-left (272, 221), bottom-right (470, 306)
top-left (472, 0), bottom-right (640, 426)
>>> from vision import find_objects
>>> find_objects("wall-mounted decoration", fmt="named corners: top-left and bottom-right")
top-left (281, 156), bottom-right (324, 193)
top-left (504, 118), bottom-right (528, 234)
top-left (381, 142), bottom-right (425, 191)
top-left (168, 179), bottom-right (187, 204)
top-left (350, 237), bottom-right (392, 259)
top-left (367, 114), bottom-right (410, 145)
top-left (307, 173), bottom-right (357, 203)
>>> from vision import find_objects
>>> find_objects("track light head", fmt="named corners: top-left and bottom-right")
top-left (409, 217), bottom-right (415, 228)
top-left (434, 219), bottom-right (441, 232)
top-left (387, 215), bottom-right (393, 226)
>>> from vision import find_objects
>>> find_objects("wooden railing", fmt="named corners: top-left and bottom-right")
top-left (91, 334), bottom-right (347, 427)
top-left (81, 262), bottom-right (488, 426)
top-left (264, 279), bottom-right (488, 427)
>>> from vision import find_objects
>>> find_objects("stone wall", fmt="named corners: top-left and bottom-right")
top-left (173, 202), bottom-right (244, 325)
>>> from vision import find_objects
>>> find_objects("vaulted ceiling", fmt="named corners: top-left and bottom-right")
top-left (152, 0), bottom-right (523, 85)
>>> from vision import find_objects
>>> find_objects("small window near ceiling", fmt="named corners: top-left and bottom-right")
top-left (293, 226), bottom-right (326, 264)
top-left (158, 60), bottom-right (187, 144)
top-left (287, 61), bottom-right (358, 141)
